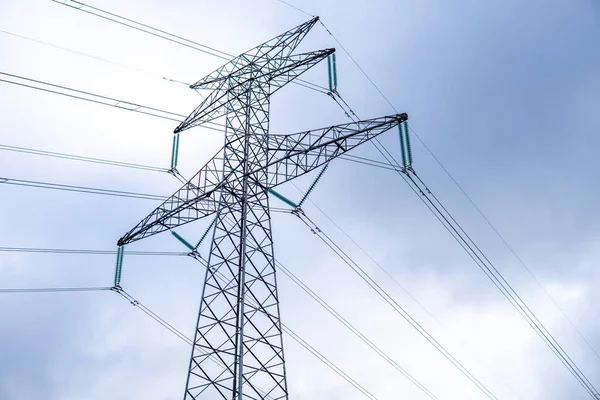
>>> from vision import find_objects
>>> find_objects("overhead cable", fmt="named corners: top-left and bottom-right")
top-left (0, 144), bottom-right (168, 172)
top-left (51, 0), bottom-right (329, 94)
top-left (0, 71), bottom-right (226, 132)
top-left (0, 29), bottom-right (190, 86)
top-left (293, 211), bottom-right (498, 399)
top-left (0, 286), bottom-right (111, 293)
top-left (0, 247), bottom-right (187, 256)
top-left (0, 176), bottom-right (168, 201)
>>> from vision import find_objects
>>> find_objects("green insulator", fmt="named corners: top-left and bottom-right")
top-left (327, 55), bottom-right (333, 91)
top-left (196, 216), bottom-right (218, 248)
top-left (170, 134), bottom-right (178, 169)
top-left (174, 134), bottom-right (180, 168)
top-left (398, 124), bottom-right (407, 167)
top-left (268, 188), bottom-right (298, 209)
top-left (171, 230), bottom-right (194, 251)
top-left (114, 246), bottom-right (124, 286)
top-left (404, 121), bottom-right (412, 165)
top-left (332, 53), bottom-right (338, 89)
top-left (298, 164), bottom-right (329, 207)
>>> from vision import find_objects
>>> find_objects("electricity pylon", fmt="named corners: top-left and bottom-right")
top-left (118, 16), bottom-right (407, 400)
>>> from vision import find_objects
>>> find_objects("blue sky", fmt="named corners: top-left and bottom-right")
top-left (1, 0), bottom-right (599, 399)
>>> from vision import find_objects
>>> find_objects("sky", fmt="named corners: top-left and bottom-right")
top-left (1, 0), bottom-right (599, 399)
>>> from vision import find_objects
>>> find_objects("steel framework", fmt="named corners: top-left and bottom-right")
top-left (118, 16), bottom-right (407, 400)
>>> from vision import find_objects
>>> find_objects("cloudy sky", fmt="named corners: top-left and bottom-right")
top-left (1, 0), bottom-right (599, 399)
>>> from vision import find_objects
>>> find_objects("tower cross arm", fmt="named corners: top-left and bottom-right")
top-left (264, 113), bottom-right (408, 188)
top-left (189, 16), bottom-right (320, 91)
top-left (175, 49), bottom-right (333, 133)
top-left (117, 147), bottom-right (231, 246)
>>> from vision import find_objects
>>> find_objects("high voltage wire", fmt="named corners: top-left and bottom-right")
top-left (271, 4), bottom-right (599, 393)
top-left (404, 171), bottom-right (600, 398)
top-left (0, 247), bottom-right (187, 256)
top-left (283, 328), bottom-right (379, 400)
top-left (52, 0), bottom-right (232, 60)
top-left (0, 71), bottom-right (227, 132)
top-left (293, 211), bottom-right (498, 399)
top-left (362, 125), bottom-right (599, 396)
top-left (0, 144), bottom-right (169, 172)
top-left (0, 287), bottom-right (111, 293)
top-left (290, 181), bottom-right (440, 324)
top-left (0, 29), bottom-right (190, 86)
top-left (52, 0), bottom-right (330, 94)
top-left (0, 141), bottom-right (397, 174)
top-left (299, 90), bottom-right (500, 396)
top-left (0, 174), bottom-right (290, 214)
top-left (345, 104), bottom-right (600, 397)
top-left (289, 182), bottom-right (527, 400)
top-left (0, 176), bottom-right (168, 201)
top-left (323, 3), bottom-right (600, 383)
top-left (274, 259), bottom-right (440, 400)
top-left (405, 126), bottom-right (600, 364)
top-left (360, 125), bottom-right (599, 397)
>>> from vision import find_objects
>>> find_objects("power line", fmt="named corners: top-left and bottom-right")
top-left (290, 21), bottom-right (598, 392)
top-left (309, 13), bottom-right (600, 395)
top-left (0, 247), bottom-right (187, 256)
top-left (52, 0), bottom-right (232, 60)
top-left (1, 140), bottom-right (397, 176)
top-left (274, 259), bottom-right (440, 400)
top-left (359, 122), bottom-right (600, 397)
top-left (290, 182), bottom-right (526, 400)
top-left (361, 124), bottom-right (599, 397)
top-left (406, 128), bottom-right (600, 364)
top-left (0, 286), bottom-right (111, 293)
top-left (294, 211), bottom-right (498, 399)
top-left (283, 327), bottom-right (379, 400)
top-left (0, 144), bottom-right (169, 172)
top-left (275, 0), bottom-right (315, 18)
top-left (0, 29), bottom-right (190, 86)
top-left (0, 176), bottom-right (168, 201)
top-left (348, 109), bottom-right (599, 397)
top-left (404, 171), bottom-right (600, 398)
top-left (52, 0), bottom-right (330, 94)
top-left (0, 71), bottom-right (227, 132)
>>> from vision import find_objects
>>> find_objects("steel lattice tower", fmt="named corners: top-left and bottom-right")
top-left (118, 16), bottom-right (407, 400)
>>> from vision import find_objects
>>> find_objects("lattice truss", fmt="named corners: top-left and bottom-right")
top-left (118, 16), bottom-right (407, 400)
